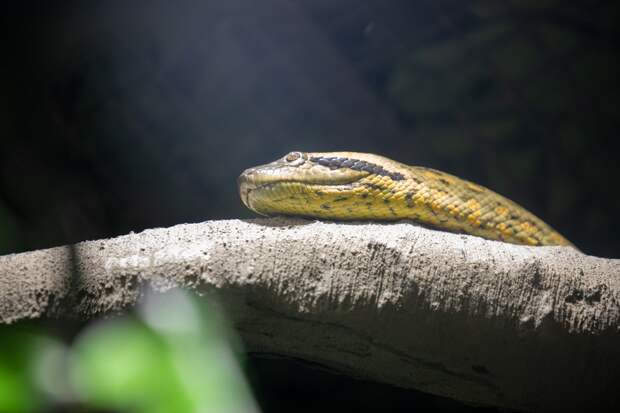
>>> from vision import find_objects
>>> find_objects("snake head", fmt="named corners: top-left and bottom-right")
top-left (238, 151), bottom-right (372, 215)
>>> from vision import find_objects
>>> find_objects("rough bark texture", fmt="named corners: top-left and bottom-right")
top-left (0, 218), bottom-right (619, 411)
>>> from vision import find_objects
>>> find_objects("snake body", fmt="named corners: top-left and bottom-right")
top-left (238, 151), bottom-right (572, 247)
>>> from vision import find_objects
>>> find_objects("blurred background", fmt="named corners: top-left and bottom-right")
top-left (1, 0), bottom-right (619, 411)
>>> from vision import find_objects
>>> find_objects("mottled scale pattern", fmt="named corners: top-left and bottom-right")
top-left (238, 152), bottom-right (573, 247)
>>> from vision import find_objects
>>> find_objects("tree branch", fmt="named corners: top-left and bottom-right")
top-left (0, 218), bottom-right (618, 411)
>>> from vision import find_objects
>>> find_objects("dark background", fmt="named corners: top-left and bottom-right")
top-left (1, 0), bottom-right (619, 411)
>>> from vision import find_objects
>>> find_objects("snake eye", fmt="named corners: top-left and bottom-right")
top-left (284, 151), bottom-right (305, 166)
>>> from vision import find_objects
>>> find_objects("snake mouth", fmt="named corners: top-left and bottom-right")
top-left (237, 173), bottom-right (256, 211)
top-left (238, 171), bottom-right (359, 215)
top-left (238, 175), bottom-right (287, 213)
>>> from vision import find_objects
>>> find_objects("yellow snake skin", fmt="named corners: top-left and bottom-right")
top-left (238, 151), bottom-right (572, 247)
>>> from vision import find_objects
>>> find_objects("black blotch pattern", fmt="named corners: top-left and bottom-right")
top-left (310, 156), bottom-right (405, 180)
top-left (364, 183), bottom-right (386, 191)
top-left (405, 192), bottom-right (414, 208)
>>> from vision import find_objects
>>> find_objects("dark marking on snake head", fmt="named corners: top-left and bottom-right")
top-left (383, 199), bottom-right (390, 204)
top-left (320, 204), bottom-right (331, 210)
top-left (510, 213), bottom-right (519, 220)
top-left (371, 165), bottom-right (383, 175)
top-left (341, 159), bottom-right (355, 168)
top-left (310, 156), bottom-right (405, 180)
top-left (334, 196), bottom-right (348, 202)
top-left (439, 178), bottom-right (451, 186)
top-left (316, 157), bottom-right (332, 167)
top-left (361, 193), bottom-right (368, 199)
top-left (315, 190), bottom-right (324, 197)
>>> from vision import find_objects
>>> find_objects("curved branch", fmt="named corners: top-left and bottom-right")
top-left (0, 218), bottom-right (618, 411)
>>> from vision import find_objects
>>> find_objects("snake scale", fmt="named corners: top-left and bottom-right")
top-left (238, 151), bottom-right (572, 247)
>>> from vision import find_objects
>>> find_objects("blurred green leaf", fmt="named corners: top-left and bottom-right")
top-left (0, 359), bottom-right (34, 412)
top-left (0, 327), bottom-right (51, 412)
top-left (71, 318), bottom-right (188, 413)
top-left (0, 292), bottom-right (257, 413)
top-left (70, 290), bottom-right (258, 413)
top-left (140, 291), bottom-right (257, 413)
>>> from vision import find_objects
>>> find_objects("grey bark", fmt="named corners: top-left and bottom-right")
top-left (0, 218), bottom-right (618, 412)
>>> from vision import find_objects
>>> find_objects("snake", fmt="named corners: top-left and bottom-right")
top-left (238, 151), bottom-right (573, 247)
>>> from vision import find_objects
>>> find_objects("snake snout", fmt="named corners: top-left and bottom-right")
top-left (237, 168), bottom-right (257, 209)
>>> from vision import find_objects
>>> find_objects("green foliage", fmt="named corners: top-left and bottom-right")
top-left (0, 329), bottom-right (45, 412)
top-left (0, 291), bottom-right (257, 413)
top-left (71, 319), bottom-right (192, 413)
